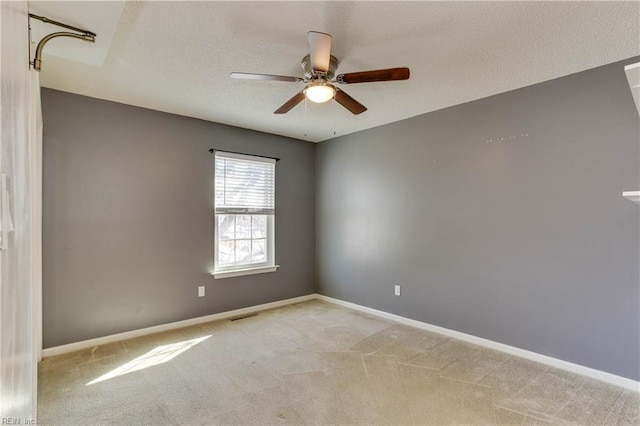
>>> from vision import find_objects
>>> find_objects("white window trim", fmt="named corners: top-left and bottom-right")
top-left (213, 214), bottom-right (275, 274)
top-left (213, 151), bottom-right (277, 277)
top-left (212, 265), bottom-right (280, 279)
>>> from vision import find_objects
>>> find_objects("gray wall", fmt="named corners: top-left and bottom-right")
top-left (316, 58), bottom-right (640, 380)
top-left (42, 89), bottom-right (315, 348)
top-left (44, 56), bottom-right (640, 380)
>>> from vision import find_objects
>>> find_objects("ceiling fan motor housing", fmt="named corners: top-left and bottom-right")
top-left (301, 54), bottom-right (339, 80)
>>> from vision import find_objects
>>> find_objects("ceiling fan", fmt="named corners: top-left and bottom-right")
top-left (230, 31), bottom-right (410, 115)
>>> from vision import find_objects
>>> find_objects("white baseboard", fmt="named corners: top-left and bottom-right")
top-left (41, 294), bottom-right (316, 358)
top-left (41, 292), bottom-right (639, 393)
top-left (316, 294), bottom-right (640, 392)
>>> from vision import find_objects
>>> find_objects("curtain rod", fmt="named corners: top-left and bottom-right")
top-left (29, 14), bottom-right (97, 37)
top-left (28, 13), bottom-right (96, 71)
top-left (209, 149), bottom-right (280, 162)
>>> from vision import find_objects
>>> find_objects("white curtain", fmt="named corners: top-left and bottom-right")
top-left (0, 1), bottom-right (39, 421)
top-left (30, 61), bottom-right (43, 366)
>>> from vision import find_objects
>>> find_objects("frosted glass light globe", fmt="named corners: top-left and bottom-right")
top-left (304, 83), bottom-right (336, 103)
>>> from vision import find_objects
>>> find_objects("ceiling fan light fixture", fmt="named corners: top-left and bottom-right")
top-left (232, 31), bottom-right (410, 115)
top-left (304, 82), bottom-right (336, 103)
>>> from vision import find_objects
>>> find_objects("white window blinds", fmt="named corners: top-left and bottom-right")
top-left (215, 152), bottom-right (275, 215)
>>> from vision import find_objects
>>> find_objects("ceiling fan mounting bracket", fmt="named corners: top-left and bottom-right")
top-left (301, 54), bottom-right (339, 80)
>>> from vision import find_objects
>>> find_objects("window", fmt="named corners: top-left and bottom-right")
top-left (213, 152), bottom-right (278, 278)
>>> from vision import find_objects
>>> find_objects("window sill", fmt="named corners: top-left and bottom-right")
top-left (212, 265), bottom-right (280, 279)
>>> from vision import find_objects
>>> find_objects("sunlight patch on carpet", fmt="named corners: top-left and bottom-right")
top-left (86, 335), bottom-right (210, 385)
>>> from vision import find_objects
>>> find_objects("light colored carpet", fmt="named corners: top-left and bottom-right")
top-left (38, 300), bottom-right (639, 425)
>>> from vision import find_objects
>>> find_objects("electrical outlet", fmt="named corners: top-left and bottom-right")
top-left (394, 285), bottom-right (401, 296)
top-left (198, 286), bottom-right (205, 297)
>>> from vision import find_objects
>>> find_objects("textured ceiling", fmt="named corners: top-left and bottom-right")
top-left (37, 1), bottom-right (640, 143)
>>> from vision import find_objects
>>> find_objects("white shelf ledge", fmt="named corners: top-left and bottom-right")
top-left (622, 191), bottom-right (640, 204)
top-left (625, 62), bottom-right (640, 116)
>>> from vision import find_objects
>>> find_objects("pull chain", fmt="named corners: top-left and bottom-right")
top-left (304, 97), bottom-right (308, 138)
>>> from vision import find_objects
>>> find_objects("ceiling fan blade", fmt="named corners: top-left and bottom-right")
top-left (308, 31), bottom-right (332, 73)
top-left (336, 67), bottom-right (410, 84)
top-left (230, 72), bottom-right (303, 83)
top-left (334, 88), bottom-right (367, 115)
top-left (274, 91), bottom-right (306, 114)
